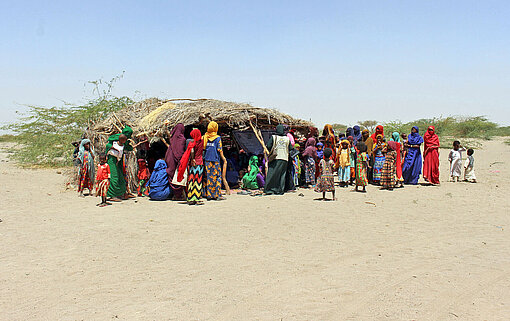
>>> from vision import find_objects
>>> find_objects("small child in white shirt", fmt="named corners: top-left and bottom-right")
top-left (464, 148), bottom-right (477, 183)
top-left (448, 140), bottom-right (466, 182)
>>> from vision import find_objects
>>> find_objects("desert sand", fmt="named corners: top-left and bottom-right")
top-left (1, 139), bottom-right (509, 320)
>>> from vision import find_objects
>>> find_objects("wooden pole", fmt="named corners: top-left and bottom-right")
top-left (249, 120), bottom-right (269, 155)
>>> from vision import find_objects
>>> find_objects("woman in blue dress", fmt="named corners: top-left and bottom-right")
top-left (402, 126), bottom-right (424, 185)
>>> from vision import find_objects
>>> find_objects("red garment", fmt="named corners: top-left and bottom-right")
top-left (177, 129), bottom-right (203, 182)
top-left (390, 142), bottom-right (402, 179)
top-left (422, 126), bottom-right (440, 184)
top-left (96, 163), bottom-right (110, 181)
top-left (370, 125), bottom-right (384, 141)
top-left (137, 159), bottom-right (150, 180)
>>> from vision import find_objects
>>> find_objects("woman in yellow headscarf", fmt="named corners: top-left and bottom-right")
top-left (203, 121), bottom-right (220, 148)
top-left (203, 121), bottom-right (228, 200)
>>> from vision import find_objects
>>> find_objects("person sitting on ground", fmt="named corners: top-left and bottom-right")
top-left (148, 159), bottom-right (171, 201)
top-left (136, 152), bottom-right (150, 197)
top-left (95, 154), bottom-right (111, 207)
top-left (242, 155), bottom-right (260, 190)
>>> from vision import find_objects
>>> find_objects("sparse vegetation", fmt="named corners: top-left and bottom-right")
top-left (1, 75), bottom-right (133, 167)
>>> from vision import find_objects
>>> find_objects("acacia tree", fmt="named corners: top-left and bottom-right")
top-left (358, 120), bottom-right (378, 132)
top-left (2, 74), bottom-right (133, 167)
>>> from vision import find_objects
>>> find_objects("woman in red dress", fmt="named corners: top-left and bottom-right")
top-left (422, 126), bottom-right (440, 185)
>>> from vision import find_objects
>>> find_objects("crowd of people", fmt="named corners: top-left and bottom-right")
top-left (74, 122), bottom-right (477, 206)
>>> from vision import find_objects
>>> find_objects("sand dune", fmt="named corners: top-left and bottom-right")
top-left (1, 139), bottom-right (509, 320)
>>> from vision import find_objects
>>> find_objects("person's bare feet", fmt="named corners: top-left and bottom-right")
top-left (108, 197), bottom-right (122, 202)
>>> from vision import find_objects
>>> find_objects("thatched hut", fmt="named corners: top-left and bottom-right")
top-left (85, 98), bottom-right (314, 190)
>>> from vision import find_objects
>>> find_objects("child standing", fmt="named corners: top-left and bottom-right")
top-left (464, 149), bottom-right (477, 183)
top-left (348, 136), bottom-right (357, 185)
top-left (315, 148), bottom-right (336, 200)
top-left (95, 154), bottom-right (111, 207)
top-left (336, 140), bottom-right (351, 187)
top-left (355, 142), bottom-right (369, 192)
top-left (448, 140), bottom-right (466, 182)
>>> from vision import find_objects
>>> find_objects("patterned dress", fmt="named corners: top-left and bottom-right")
top-left (381, 150), bottom-right (397, 188)
top-left (204, 137), bottom-right (223, 199)
top-left (356, 152), bottom-right (368, 187)
top-left (187, 165), bottom-right (204, 202)
top-left (315, 159), bottom-right (335, 193)
top-left (205, 161), bottom-right (222, 199)
top-left (372, 144), bottom-right (386, 182)
top-left (78, 152), bottom-right (94, 192)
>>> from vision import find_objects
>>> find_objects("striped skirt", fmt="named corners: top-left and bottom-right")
top-left (187, 165), bottom-right (204, 202)
top-left (95, 179), bottom-right (110, 197)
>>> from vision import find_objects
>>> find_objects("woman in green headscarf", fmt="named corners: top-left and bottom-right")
top-left (106, 126), bottom-right (133, 200)
top-left (242, 155), bottom-right (260, 190)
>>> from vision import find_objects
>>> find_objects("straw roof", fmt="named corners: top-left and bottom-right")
top-left (93, 98), bottom-right (314, 138)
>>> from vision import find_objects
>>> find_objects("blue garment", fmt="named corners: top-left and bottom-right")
top-left (148, 160), bottom-right (171, 201)
top-left (204, 137), bottom-right (221, 162)
top-left (352, 125), bottom-right (362, 145)
top-left (402, 126), bottom-right (424, 185)
top-left (338, 165), bottom-right (350, 182)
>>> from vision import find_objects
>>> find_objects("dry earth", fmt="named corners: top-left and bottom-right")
top-left (1, 139), bottom-right (509, 320)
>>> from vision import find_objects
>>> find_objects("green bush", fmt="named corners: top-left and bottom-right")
top-left (1, 76), bottom-right (133, 167)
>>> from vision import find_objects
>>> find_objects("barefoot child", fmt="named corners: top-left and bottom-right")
top-left (95, 154), bottom-right (111, 207)
top-left (77, 139), bottom-right (95, 197)
top-left (336, 140), bottom-right (350, 187)
top-left (355, 142), bottom-right (369, 192)
top-left (464, 148), bottom-right (477, 183)
top-left (315, 148), bottom-right (336, 200)
top-left (448, 140), bottom-right (466, 182)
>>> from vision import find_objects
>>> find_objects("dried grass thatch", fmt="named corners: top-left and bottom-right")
top-left (81, 98), bottom-right (314, 191)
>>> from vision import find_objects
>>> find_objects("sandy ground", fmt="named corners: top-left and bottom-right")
top-left (1, 139), bottom-right (509, 321)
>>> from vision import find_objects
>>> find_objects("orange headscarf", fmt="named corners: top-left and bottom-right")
top-left (203, 121), bottom-right (220, 148)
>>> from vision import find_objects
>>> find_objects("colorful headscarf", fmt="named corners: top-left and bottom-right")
top-left (371, 125), bottom-right (384, 141)
top-left (323, 124), bottom-right (335, 138)
top-left (423, 126), bottom-right (439, 148)
top-left (203, 121), bottom-right (220, 148)
top-left (178, 129), bottom-right (203, 181)
top-left (353, 125), bottom-right (362, 144)
top-left (79, 139), bottom-right (95, 180)
top-left (106, 126), bottom-right (133, 152)
top-left (303, 137), bottom-right (317, 158)
top-left (390, 132), bottom-right (401, 142)
top-left (408, 126), bottom-right (424, 145)
top-left (345, 127), bottom-right (354, 138)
